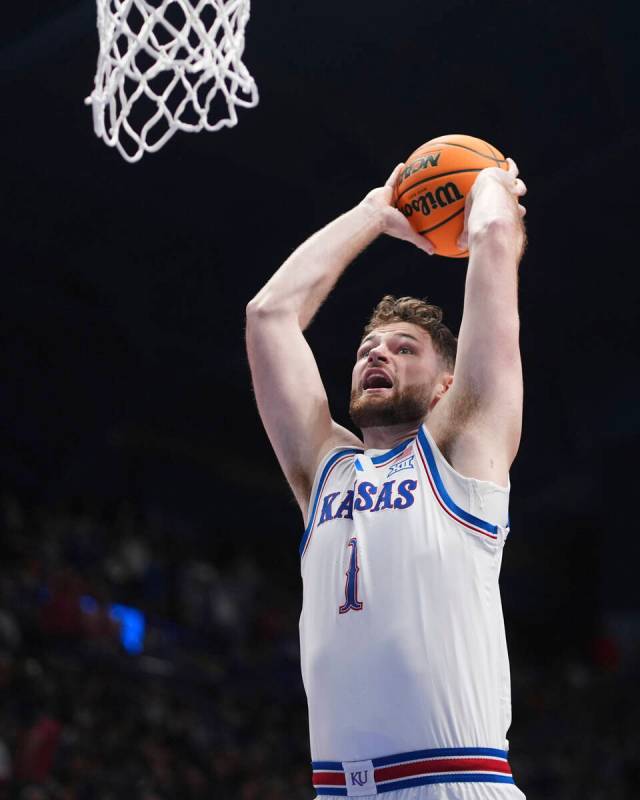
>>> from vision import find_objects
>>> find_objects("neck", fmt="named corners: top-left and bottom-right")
top-left (361, 419), bottom-right (423, 451)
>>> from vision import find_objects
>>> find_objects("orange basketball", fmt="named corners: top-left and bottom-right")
top-left (393, 134), bottom-right (508, 258)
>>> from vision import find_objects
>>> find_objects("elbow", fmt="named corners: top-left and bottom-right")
top-left (245, 295), bottom-right (264, 320)
top-left (246, 293), bottom-right (278, 320)
top-left (245, 297), bottom-right (269, 338)
top-left (245, 295), bottom-right (296, 327)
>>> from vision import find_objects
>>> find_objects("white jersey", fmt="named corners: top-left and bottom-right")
top-left (299, 423), bottom-right (524, 798)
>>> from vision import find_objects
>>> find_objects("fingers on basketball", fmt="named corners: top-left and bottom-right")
top-left (514, 178), bottom-right (527, 196)
top-left (385, 163), bottom-right (405, 188)
top-left (394, 134), bottom-right (508, 258)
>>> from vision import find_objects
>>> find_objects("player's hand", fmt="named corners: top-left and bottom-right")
top-left (457, 158), bottom-right (527, 253)
top-left (360, 163), bottom-right (435, 255)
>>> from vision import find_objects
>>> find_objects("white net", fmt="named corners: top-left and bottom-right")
top-left (86, 0), bottom-right (259, 163)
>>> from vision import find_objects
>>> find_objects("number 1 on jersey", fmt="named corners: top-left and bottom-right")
top-left (339, 537), bottom-right (364, 614)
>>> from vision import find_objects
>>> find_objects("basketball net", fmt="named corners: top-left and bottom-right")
top-left (85, 0), bottom-right (259, 163)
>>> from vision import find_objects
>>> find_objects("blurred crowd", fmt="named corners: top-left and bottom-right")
top-left (0, 490), bottom-right (638, 800)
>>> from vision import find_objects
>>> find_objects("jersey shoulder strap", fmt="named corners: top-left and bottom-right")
top-left (299, 446), bottom-right (363, 557)
top-left (417, 424), bottom-right (511, 536)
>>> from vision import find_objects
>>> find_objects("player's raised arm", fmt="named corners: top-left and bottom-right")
top-left (429, 158), bottom-right (527, 485)
top-left (246, 166), bottom-right (433, 516)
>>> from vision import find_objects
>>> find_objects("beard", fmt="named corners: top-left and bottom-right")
top-left (349, 382), bottom-right (432, 430)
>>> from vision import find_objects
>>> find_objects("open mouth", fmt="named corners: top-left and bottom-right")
top-left (362, 372), bottom-right (393, 391)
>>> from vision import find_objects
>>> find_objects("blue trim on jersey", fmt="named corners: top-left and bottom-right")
top-left (299, 448), bottom-right (363, 556)
top-left (417, 426), bottom-right (499, 536)
top-left (313, 775), bottom-right (514, 797)
top-left (312, 761), bottom-right (343, 770)
top-left (380, 774), bottom-right (515, 792)
top-left (369, 437), bottom-right (413, 465)
top-left (372, 746), bottom-right (509, 767)
top-left (311, 747), bottom-right (509, 771)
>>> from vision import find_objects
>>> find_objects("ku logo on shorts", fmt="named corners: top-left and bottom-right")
top-left (343, 760), bottom-right (375, 797)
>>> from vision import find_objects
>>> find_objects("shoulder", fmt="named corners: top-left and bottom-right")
top-left (296, 426), bottom-right (363, 520)
top-left (423, 391), bottom-right (514, 486)
top-left (299, 443), bottom-right (364, 553)
top-left (417, 422), bottom-right (510, 533)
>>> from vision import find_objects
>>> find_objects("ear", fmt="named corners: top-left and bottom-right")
top-left (430, 372), bottom-right (454, 408)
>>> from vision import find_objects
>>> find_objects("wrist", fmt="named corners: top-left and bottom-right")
top-left (468, 216), bottom-right (525, 260)
top-left (358, 194), bottom-right (389, 237)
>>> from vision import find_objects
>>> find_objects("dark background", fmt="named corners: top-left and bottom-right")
top-left (0, 1), bottom-right (639, 798)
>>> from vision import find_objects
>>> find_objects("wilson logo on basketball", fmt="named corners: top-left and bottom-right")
top-left (400, 152), bottom-right (441, 181)
top-left (400, 181), bottom-right (464, 219)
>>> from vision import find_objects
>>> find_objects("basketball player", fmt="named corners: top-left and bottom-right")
top-left (246, 157), bottom-right (527, 800)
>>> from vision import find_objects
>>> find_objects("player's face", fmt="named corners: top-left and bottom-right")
top-left (349, 322), bottom-right (450, 429)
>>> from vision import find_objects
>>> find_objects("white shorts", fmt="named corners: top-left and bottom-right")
top-left (315, 783), bottom-right (526, 800)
